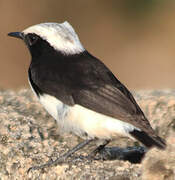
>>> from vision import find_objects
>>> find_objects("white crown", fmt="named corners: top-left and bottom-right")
top-left (23, 21), bottom-right (85, 55)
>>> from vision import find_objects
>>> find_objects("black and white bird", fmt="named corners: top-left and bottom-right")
top-left (8, 21), bottom-right (166, 170)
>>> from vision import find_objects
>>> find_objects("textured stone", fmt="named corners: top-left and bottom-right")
top-left (0, 89), bottom-right (174, 179)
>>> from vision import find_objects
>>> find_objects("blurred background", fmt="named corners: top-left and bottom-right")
top-left (1, 0), bottom-right (175, 90)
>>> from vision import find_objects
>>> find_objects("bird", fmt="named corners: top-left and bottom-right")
top-left (8, 21), bottom-right (166, 171)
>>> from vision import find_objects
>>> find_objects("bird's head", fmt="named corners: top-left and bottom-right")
top-left (8, 21), bottom-right (85, 57)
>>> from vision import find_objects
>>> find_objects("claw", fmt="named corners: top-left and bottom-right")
top-left (27, 139), bottom-right (94, 173)
top-left (27, 157), bottom-right (65, 173)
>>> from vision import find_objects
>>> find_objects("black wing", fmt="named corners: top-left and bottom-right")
top-left (71, 66), bottom-right (152, 133)
top-left (69, 55), bottom-right (166, 149)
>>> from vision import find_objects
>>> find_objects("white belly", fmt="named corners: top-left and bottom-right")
top-left (38, 94), bottom-right (139, 140)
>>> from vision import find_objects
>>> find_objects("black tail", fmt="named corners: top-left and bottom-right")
top-left (130, 130), bottom-right (166, 150)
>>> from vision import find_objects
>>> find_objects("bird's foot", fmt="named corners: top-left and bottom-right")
top-left (27, 156), bottom-right (66, 173)
top-left (27, 139), bottom-right (94, 173)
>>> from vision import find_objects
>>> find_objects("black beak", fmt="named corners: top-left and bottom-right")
top-left (8, 32), bottom-right (24, 40)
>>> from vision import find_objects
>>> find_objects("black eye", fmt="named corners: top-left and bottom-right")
top-left (27, 34), bottom-right (39, 46)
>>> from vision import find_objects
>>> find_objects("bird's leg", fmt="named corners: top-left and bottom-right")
top-left (88, 140), bottom-right (110, 160)
top-left (28, 139), bottom-right (93, 173)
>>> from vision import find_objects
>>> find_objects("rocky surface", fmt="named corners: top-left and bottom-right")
top-left (0, 89), bottom-right (174, 179)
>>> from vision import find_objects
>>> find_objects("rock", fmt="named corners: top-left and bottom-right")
top-left (142, 139), bottom-right (175, 180)
top-left (0, 89), bottom-right (174, 179)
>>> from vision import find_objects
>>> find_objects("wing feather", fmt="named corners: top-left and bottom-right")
top-left (72, 84), bottom-right (152, 133)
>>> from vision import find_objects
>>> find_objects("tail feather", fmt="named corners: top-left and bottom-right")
top-left (130, 129), bottom-right (166, 150)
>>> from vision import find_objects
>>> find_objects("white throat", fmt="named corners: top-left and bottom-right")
top-left (23, 21), bottom-right (85, 55)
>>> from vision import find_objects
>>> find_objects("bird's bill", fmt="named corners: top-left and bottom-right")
top-left (8, 32), bottom-right (24, 39)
